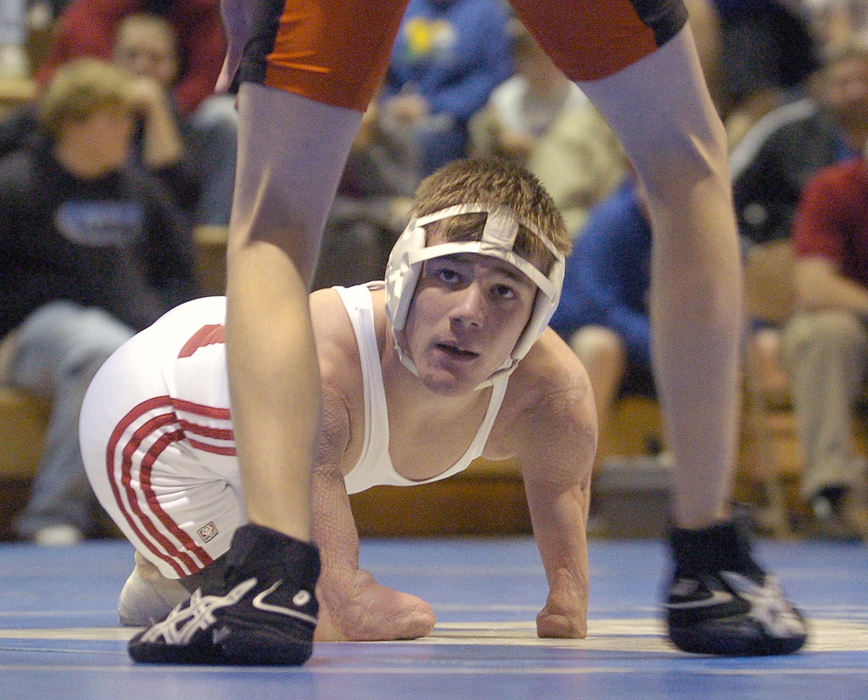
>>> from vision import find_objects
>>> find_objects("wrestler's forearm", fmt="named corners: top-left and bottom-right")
top-left (525, 481), bottom-right (590, 638)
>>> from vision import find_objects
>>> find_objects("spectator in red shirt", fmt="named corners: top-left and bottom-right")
top-left (36, 0), bottom-right (225, 116)
top-left (34, 1), bottom-right (236, 226)
top-left (781, 148), bottom-right (868, 541)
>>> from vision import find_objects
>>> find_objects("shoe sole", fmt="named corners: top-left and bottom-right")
top-left (668, 617), bottom-right (807, 656)
top-left (128, 618), bottom-right (313, 666)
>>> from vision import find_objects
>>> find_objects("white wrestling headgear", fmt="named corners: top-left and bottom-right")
top-left (384, 203), bottom-right (565, 388)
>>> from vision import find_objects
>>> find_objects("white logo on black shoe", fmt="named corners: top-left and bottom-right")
top-left (139, 578), bottom-right (257, 645)
top-left (252, 580), bottom-right (317, 625)
top-left (665, 587), bottom-right (735, 610)
top-left (138, 577), bottom-right (318, 649)
top-left (720, 572), bottom-right (807, 638)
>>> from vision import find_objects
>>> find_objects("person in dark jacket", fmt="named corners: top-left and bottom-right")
top-left (0, 58), bottom-right (196, 544)
top-left (730, 41), bottom-right (868, 245)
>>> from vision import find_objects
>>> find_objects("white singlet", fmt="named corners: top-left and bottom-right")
top-left (80, 285), bottom-right (509, 579)
top-left (337, 283), bottom-right (508, 494)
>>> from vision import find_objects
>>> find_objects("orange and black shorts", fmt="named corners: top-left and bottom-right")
top-left (238, 0), bottom-right (688, 112)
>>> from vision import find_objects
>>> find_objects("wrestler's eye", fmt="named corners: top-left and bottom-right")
top-left (425, 259), bottom-right (466, 286)
top-left (491, 283), bottom-right (516, 300)
top-left (437, 267), bottom-right (462, 284)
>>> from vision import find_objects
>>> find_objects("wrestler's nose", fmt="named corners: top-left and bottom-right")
top-left (450, 283), bottom-right (485, 329)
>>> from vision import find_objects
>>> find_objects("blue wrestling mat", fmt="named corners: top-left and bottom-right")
top-left (1, 537), bottom-right (866, 698)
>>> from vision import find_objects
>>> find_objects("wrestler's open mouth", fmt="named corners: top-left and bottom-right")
top-left (436, 343), bottom-right (478, 359)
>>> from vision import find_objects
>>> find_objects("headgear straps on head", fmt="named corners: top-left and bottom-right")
top-left (384, 203), bottom-right (565, 388)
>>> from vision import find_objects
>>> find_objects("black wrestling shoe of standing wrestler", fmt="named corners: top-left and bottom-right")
top-left (664, 513), bottom-right (807, 656)
top-left (128, 523), bottom-right (320, 665)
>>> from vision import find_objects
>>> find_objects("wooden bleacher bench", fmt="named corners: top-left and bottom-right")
top-left (350, 458), bottom-right (529, 537)
top-left (0, 386), bottom-right (48, 539)
top-left (0, 76), bottom-right (37, 118)
top-left (0, 386), bottom-right (47, 481)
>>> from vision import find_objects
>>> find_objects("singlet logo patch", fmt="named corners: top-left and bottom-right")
top-left (197, 521), bottom-right (218, 542)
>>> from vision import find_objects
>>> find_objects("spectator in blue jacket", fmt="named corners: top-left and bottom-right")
top-left (550, 177), bottom-right (655, 448)
top-left (380, 0), bottom-right (512, 174)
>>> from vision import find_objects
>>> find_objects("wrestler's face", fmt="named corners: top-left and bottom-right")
top-left (401, 250), bottom-right (536, 395)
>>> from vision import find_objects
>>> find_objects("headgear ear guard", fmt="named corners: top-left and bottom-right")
top-left (384, 203), bottom-right (565, 388)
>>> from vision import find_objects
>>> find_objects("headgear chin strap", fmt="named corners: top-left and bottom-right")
top-left (384, 203), bottom-right (565, 389)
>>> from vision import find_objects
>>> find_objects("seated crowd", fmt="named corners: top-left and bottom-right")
top-left (1, 0), bottom-right (867, 544)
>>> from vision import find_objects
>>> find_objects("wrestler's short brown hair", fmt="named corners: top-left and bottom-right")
top-left (411, 158), bottom-right (571, 275)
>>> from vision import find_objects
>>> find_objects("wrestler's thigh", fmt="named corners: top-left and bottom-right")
top-left (240, 0), bottom-right (409, 111)
top-left (509, 0), bottom-right (687, 81)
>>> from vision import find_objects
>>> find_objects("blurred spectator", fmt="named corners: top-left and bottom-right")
top-left (34, 0), bottom-right (236, 224)
top-left (468, 20), bottom-right (625, 234)
top-left (0, 58), bottom-right (196, 544)
top-left (312, 99), bottom-right (422, 290)
top-left (0, 7), bottom-right (235, 225)
top-left (36, 0), bottom-right (224, 116)
top-left (799, 0), bottom-right (868, 50)
top-left (112, 12), bottom-right (234, 225)
top-left (380, 0), bottom-right (512, 175)
top-left (780, 149), bottom-right (868, 541)
top-left (549, 177), bottom-right (655, 454)
top-left (730, 40), bottom-right (868, 432)
top-left (0, 0), bottom-right (28, 78)
top-left (684, 0), bottom-right (725, 108)
top-left (730, 40), bottom-right (868, 246)
top-left (711, 0), bottom-right (819, 143)
top-left (111, 12), bottom-right (197, 213)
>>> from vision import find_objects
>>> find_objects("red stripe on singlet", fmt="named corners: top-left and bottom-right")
top-left (171, 397), bottom-right (236, 456)
top-left (136, 427), bottom-right (215, 570)
top-left (186, 438), bottom-right (238, 456)
top-left (177, 324), bottom-right (225, 358)
top-left (105, 397), bottom-right (214, 577)
top-left (171, 397), bottom-right (230, 420)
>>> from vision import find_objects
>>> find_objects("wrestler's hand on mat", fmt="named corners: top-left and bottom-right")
top-left (314, 567), bottom-right (435, 641)
top-left (216, 0), bottom-right (253, 93)
top-left (535, 569), bottom-right (587, 638)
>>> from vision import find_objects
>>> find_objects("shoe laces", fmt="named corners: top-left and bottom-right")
top-left (138, 578), bottom-right (258, 645)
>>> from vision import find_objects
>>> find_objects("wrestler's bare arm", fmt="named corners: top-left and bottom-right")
top-left (491, 330), bottom-right (596, 638)
top-left (310, 384), bottom-right (436, 642)
top-left (309, 292), bottom-right (436, 641)
top-left (309, 384), bottom-right (357, 641)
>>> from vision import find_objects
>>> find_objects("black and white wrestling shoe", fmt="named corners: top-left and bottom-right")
top-left (128, 524), bottom-right (320, 665)
top-left (664, 514), bottom-right (807, 656)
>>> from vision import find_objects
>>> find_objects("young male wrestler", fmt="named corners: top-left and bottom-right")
top-left (81, 159), bottom-right (595, 661)
top-left (208, 0), bottom-right (806, 662)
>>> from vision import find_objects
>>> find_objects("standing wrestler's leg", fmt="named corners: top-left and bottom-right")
top-left (510, 0), bottom-right (736, 529)
top-left (577, 28), bottom-right (739, 530)
top-left (226, 86), bottom-right (361, 538)
top-left (123, 98), bottom-right (348, 659)
top-left (575, 26), bottom-right (805, 657)
top-left (128, 0), bottom-right (407, 664)
top-left (512, 0), bottom-right (806, 653)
